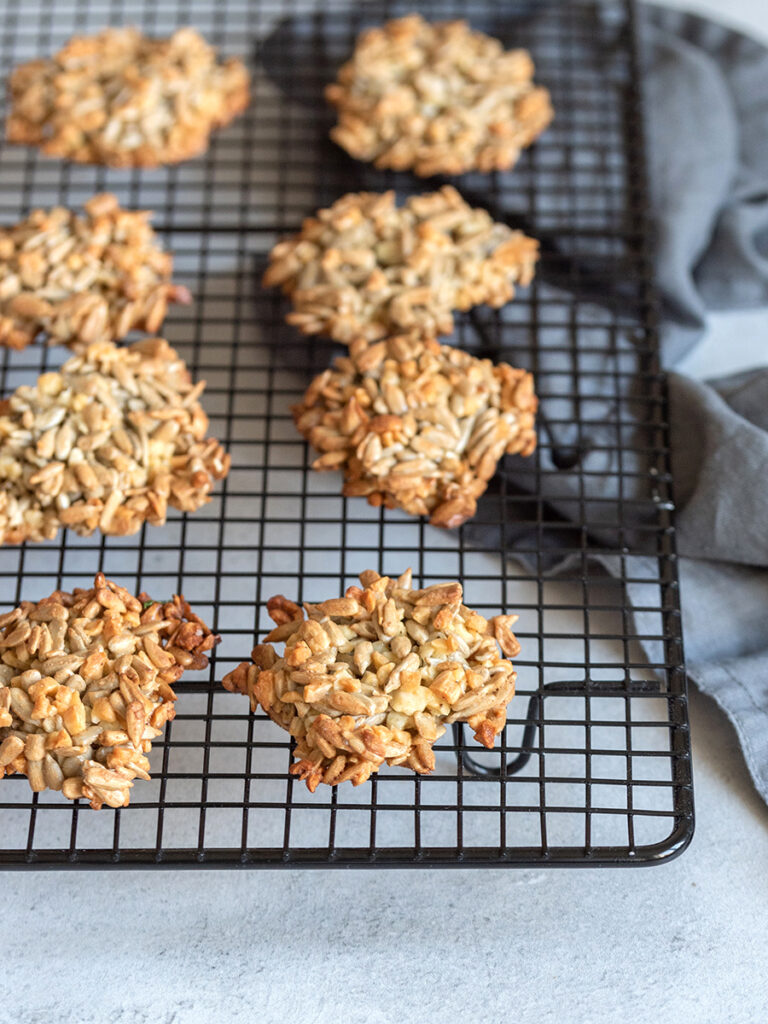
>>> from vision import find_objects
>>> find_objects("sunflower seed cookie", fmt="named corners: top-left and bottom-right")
top-left (7, 27), bottom-right (250, 167)
top-left (0, 193), bottom-right (191, 352)
top-left (326, 14), bottom-right (553, 177)
top-left (222, 569), bottom-right (520, 791)
top-left (0, 337), bottom-right (230, 546)
top-left (0, 574), bottom-right (219, 808)
top-left (263, 186), bottom-right (538, 344)
top-left (293, 335), bottom-right (537, 528)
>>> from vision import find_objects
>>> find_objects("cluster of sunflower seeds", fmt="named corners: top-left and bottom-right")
top-left (223, 569), bottom-right (520, 790)
top-left (0, 336), bottom-right (230, 546)
top-left (0, 193), bottom-right (191, 351)
top-left (326, 14), bottom-right (553, 177)
top-left (293, 334), bottom-right (537, 528)
top-left (0, 574), bottom-right (218, 808)
top-left (263, 186), bottom-right (538, 344)
top-left (7, 26), bottom-right (250, 167)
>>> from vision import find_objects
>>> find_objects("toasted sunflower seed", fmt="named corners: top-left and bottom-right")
top-left (293, 334), bottom-right (537, 528)
top-left (326, 15), bottom-right (553, 177)
top-left (263, 186), bottom-right (538, 344)
top-left (7, 27), bottom-right (250, 168)
top-left (0, 573), bottom-right (219, 809)
top-left (0, 337), bottom-right (230, 546)
top-left (0, 194), bottom-right (191, 351)
top-left (222, 569), bottom-right (519, 791)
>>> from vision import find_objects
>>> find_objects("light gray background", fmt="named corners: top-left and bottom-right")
top-left (3, 1), bottom-right (768, 1022)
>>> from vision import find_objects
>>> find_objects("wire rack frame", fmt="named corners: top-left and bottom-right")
top-left (0, 0), bottom-right (693, 868)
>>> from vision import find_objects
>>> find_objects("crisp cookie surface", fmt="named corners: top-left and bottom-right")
top-left (0, 193), bottom-right (191, 351)
top-left (326, 14), bottom-right (553, 176)
top-left (0, 574), bottom-right (218, 808)
top-left (7, 27), bottom-right (250, 167)
top-left (222, 569), bottom-right (520, 791)
top-left (293, 335), bottom-right (537, 528)
top-left (263, 186), bottom-right (538, 344)
top-left (0, 337), bottom-right (230, 546)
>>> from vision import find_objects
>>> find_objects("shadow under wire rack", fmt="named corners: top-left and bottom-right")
top-left (0, 0), bottom-right (693, 868)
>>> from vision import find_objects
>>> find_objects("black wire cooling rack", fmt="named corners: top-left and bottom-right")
top-left (0, 0), bottom-right (693, 868)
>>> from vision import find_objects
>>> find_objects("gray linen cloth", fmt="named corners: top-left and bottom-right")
top-left (538, 5), bottom-right (768, 800)
top-left (258, 3), bottom-right (768, 801)
top-left (488, 5), bottom-right (768, 800)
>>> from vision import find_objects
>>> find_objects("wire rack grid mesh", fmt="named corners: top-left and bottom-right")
top-left (0, 0), bottom-right (693, 868)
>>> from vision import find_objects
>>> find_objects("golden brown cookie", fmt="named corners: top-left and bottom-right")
top-left (293, 335), bottom-right (537, 528)
top-left (326, 15), bottom-right (553, 176)
top-left (263, 186), bottom-right (538, 344)
top-left (0, 193), bottom-right (190, 351)
top-left (7, 27), bottom-right (250, 167)
top-left (222, 569), bottom-right (520, 791)
top-left (0, 337), bottom-right (230, 546)
top-left (0, 574), bottom-right (219, 808)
